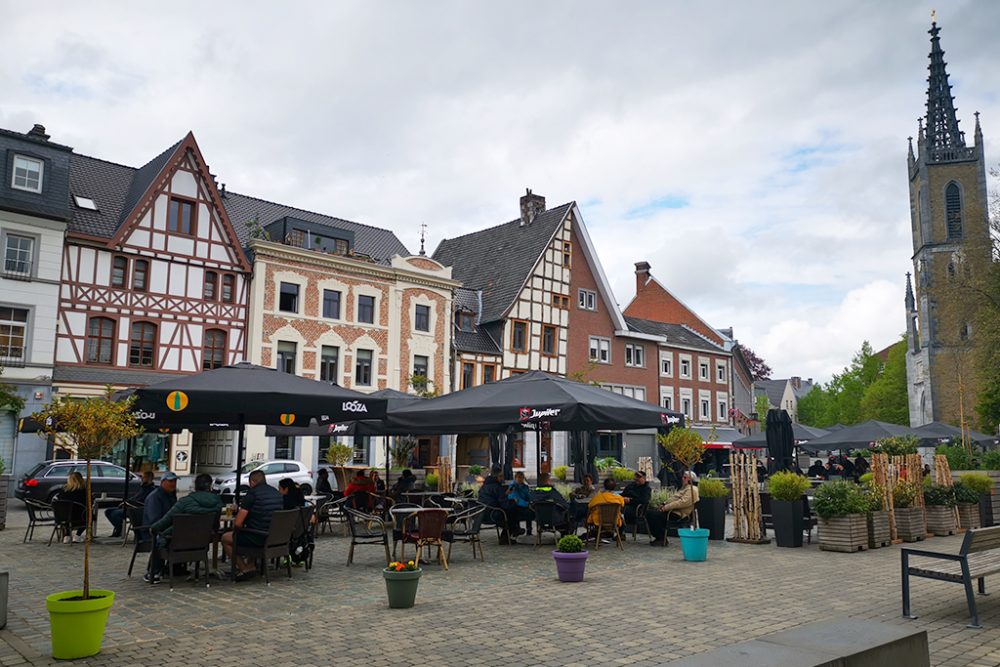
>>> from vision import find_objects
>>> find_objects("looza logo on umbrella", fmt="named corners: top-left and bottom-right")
top-left (520, 407), bottom-right (561, 421)
top-left (166, 391), bottom-right (189, 412)
top-left (342, 401), bottom-right (368, 413)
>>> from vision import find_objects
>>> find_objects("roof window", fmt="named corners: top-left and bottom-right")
top-left (73, 195), bottom-right (98, 211)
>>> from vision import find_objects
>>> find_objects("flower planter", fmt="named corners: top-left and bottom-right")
top-left (957, 503), bottom-right (981, 530)
top-left (867, 510), bottom-right (891, 549)
top-left (980, 494), bottom-right (995, 528)
top-left (46, 590), bottom-right (115, 660)
top-left (0, 474), bottom-right (10, 531)
top-left (678, 528), bottom-right (710, 561)
top-left (383, 568), bottom-right (422, 609)
top-left (818, 514), bottom-right (868, 553)
top-left (925, 505), bottom-right (956, 536)
top-left (696, 496), bottom-right (726, 541)
top-left (552, 550), bottom-right (589, 582)
top-left (772, 498), bottom-right (803, 548)
top-left (894, 506), bottom-right (926, 542)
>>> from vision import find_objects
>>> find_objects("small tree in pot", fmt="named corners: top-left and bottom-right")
top-left (892, 480), bottom-right (925, 542)
top-left (923, 483), bottom-right (957, 536)
top-left (814, 481), bottom-right (870, 552)
top-left (34, 391), bottom-right (141, 659)
top-left (325, 442), bottom-right (355, 491)
top-left (768, 471), bottom-right (811, 547)
top-left (696, 477), bottom-right (728, 541)
top-left (552, 534), bottom-right (588, 582)
top-left (954, 478), bottom-right (985, 529)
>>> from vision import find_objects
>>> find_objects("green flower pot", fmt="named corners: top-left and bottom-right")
top-left (46, 590), bottom-right (115, 660)
top-left (383, 569), bottom-right (422, 609)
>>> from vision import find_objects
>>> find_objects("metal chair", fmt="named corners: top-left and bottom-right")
top-left (530, 501), bottom-right (565, 547)
top-left (120, 500), bottom-right (145, 546)
top-left (290, 505), bottom-right (316, 570)
top-left (646, 504), bottom-right (698, 547)
top-left (390, 503), bottom-right (422, 558)
top-left (23, 498), bottom-right (55, 543)
top-left (344, 506), bottom-right (391, 566)
top-left (590, 503), bottom-right (624, 551)
top-left (232, 508), bottom-right (300, 585)
top-left (48, 500), bottom-right (87, 546)
top-left (480, 505), bottom-right (513, 544)
top-left (626, 503), bottom-right (648, 542)
top-left (154, 513), bottom-right (216, 590)
top-left (403, 508), bottom-right (449, 570)
top-left (127, 505), bottom-right (155, 577)
top-left (445, 505), bottom-right (487, 561)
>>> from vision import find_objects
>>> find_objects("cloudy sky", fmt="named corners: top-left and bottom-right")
top-left (3, 1), bottom-right (998, 383)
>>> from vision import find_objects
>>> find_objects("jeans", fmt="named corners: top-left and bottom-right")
top-left (105, 507), bottom-right (126, 536)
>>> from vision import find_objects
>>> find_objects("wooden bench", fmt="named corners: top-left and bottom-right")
top-left (902, 524), bottom-right (1000, 628)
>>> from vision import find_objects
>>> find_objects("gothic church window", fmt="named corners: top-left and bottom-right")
top-left (945, 182), bottom-right (963, 240)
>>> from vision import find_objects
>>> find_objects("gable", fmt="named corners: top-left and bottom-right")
top-left (624, 275), bottom-right (725, 345)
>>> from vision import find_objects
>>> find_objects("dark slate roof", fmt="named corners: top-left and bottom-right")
top-left (753, 379), bottom-right (788, 407)
top-left (454, 329), bottom-right (502, 355)
top-left (791, 380), bottom-right (815, 399)
top-left (432, 203), bottom-right (573, 323)
top-left (624, 317), bottom-right (724, 352)
top-left (118, 139), bottom-right (181, 225)
top-left (53, 365), bottom-right (188, 388)
top-left (68, 154), bottom-right (136, 237)
top-left (222, 191), bottom-right (410, 263)
top-left (453, 287), bottom-right (481, 316)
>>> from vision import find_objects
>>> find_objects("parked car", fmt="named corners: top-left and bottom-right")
top-left (15, 459), bottom-right (142, 503)
top-left (213, 460), bottom-right (313, 494)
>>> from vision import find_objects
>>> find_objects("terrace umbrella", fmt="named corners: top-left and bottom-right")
top-left (798, 419), bottom-right (917, 455)
top-left (912, 421), bottom-right (1000, 449)
top-left (733, 423), bottom-right (829, 448)
top-left (121, 362), bottom-right (386, 502)
top-left (489, 433), bottom-right (501, 471)
top-left (766, 409), bottom-right (795, 473)
top-left (387, 370), bottom-right (684, 479)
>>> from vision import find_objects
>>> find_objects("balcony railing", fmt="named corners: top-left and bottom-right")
top-left (2, 260), bottom-right (32, 281)
top-left (0, 351), bottom-right (26, 368)
top-left (927, 146), bottom-right (976, 163)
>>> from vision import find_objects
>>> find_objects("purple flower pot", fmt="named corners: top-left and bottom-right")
top-left (552, 550), bottom-right (589, 582)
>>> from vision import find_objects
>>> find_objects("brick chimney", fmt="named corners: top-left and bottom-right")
top-left (27, 124), bottom-right (50, 141)
top-left (635, 261), bottom-right (651, 294)
top-left (790, 376), bottom-right (801, 390)
top-left (519, 188), bottom-right (546, 227)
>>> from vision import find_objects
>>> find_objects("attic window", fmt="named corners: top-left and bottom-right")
top-left (73, 195), bottom-right (98, 211)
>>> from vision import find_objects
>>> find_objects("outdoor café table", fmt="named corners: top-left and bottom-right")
top-left (401, 491), bottom-right (442, 507)
top-left (90, 496), bottom-right (124, 537)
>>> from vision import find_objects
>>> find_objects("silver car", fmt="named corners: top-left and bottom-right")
top-left (213, 460), bottom-right (313, 494)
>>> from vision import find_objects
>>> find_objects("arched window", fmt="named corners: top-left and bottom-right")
top-left (946, 182), bottom-right (963, 240)
top-left (203, 329), bottom-right (227, 370)
top-left (86, 317), bottom-right (115, 364)
top-left (129, 322), bottom-right (156, 368)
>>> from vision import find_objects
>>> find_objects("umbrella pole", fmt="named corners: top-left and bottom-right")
top-left (384, 437), bottom-right (390, 488)
top-left (535, 425), bottom-right (541, 482)
top-left (121, 436), bottom-right (134, 500)
top-left (234, 419), bottom-right (246, 506)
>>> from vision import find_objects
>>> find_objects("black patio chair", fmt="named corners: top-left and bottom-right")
top-left (127, 505), bottom-right (155, 577)
top-left (344, 506), bottom-right (391, 566)
top-left (290, 505), bottom-right (316, 570)
top-left (23, 498), bottom-right (55, 543)
top-left (445, 505), bottom-right (487, 561)
top-left (479, 504), bottom-right (513, 545)
top-left (48, 500), bottom-right (87, 546)
top-left (121, 500), bottom-right (145, 547)
top-left (646, 502), bottom-right (698, 547)
top-left (232, 508), bottom-right (300, 585)
top-left (154, 513), bottom-right (216, 590)
top-left (530, 501), bottom-right (566, 547)
top-left (759, 492), bottom-right (774, 535)
top-left (802, 494), bottom-right (818, 544)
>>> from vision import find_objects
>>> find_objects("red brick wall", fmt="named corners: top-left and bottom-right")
top-left (625, 277), bottom-right (725, 346)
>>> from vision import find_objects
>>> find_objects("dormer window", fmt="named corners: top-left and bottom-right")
top-left (12, 155), bottom-right (43, 193)
top-left (457, 311), bottom-right (475, 332)
top-left (167, 197), bottom-right (196, 235)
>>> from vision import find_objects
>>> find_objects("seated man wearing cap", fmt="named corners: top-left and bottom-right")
top-left (645, 470), bottom-right (700, 546)
top-left (621, 470), bottom-right (651, 528)
top-left (141, 472), bottom-right (179, 583)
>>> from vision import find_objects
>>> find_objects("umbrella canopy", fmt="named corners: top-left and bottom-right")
top-left (387, 370), bottom-right (684, 434)
top-left (264, 388), bottom-right (419, 437)
top-left (798, 419), bottom-right (917, 454)
top-left (124, 362), bottom-right (386, 428)
top-left (912, 421), bottom-right (1000, 449)
top-left (733, 423), bottom-right (830, 449)
top-left (766, 409), bottom-right (795, 472)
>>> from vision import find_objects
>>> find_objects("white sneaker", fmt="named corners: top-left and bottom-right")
top-left (62, 535), bottom-right (71, 544)
top-left (73, 533), bottom-right (85, 543)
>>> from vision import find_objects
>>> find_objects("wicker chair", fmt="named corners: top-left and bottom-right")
top-left (290, 505), bottom-right (316, 570)
top-left (23, 498), bottom-right (55, 543)
top-left (390, 503), bottom-right (422, 558)
top-left (445, 505), bottom-right (487, 561)
top-left (120, 500), bottom-right (145, 546)
top-left (402, 508), bottom-right (449, 570)
top-left (231, 508), bottom-right (300, 585)
top-left (344, 506), bottom-right (391, 566)
top-left (127, 505), bottom-right (154, 576)
top-left (590, 503), bottom-right (624, 551)
top-left (48, 500), bottom-right (87, 546)
top-left (530, 501), bottom-right (565, 547)
top-left (154, 513), bottom-right (216, 590)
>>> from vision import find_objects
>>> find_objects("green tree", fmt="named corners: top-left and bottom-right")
top-left (860, 338), bottom-right (909, 425)
top-left (797, 385), bottom-right (834, 427)
top-left (754, 394), bottom-right (770, 430)
top-left (975, 169), bottom-right (1000, 431)
top-left (824, 341), bottom-right (882, 425)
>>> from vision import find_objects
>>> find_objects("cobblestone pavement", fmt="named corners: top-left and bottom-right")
top-left (2, 505), bottom-right (1000, 667)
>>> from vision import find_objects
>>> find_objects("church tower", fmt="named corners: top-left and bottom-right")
top-left (905, 19), bottom-right (992, 427)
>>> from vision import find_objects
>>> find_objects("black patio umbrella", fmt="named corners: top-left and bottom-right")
top-left (766, 409), bottom-right (795, 473)
top-left (121, 362), bottom-right (387, 501)
top-left (489, 433), bottom-right (501, 471)
top-left (912, 421), bottom-right (1000, 449)
top-left (387, 370), bottom-right (684, 478)
top-left (798, 419), bottom-right (917, 455)
top-left (733, 423), bottom-right (829, 449)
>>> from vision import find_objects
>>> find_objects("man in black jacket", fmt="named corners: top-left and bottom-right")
top-left (106, 470), bottom-right (155, 537)
top-left (621, 471), bottom-right (651, 530)
top-left (141, 472), bottom-right (178, 583)
top-left (478, 465), bottom-right (520, 543)
top-left (530, 472), bottom-right (570, 534)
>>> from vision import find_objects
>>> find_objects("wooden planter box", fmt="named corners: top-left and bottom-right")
top-left (925, 505), bottom-right (956, 536)
top-left (867, 510), bottom-right (891, 548)
top-left (819, 514), bottom-right (868, 553)
top-left (894, 506), bottom-right (926, 542)
top-left (957, 503), bottom-right (981, 530)
top-left (953, 470), bottom-right (1000, 527)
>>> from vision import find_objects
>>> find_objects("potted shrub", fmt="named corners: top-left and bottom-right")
top-left (959, 472), bottom-right (993, 528)
top-left (892, 480), bottom-right (925, 542)
top-left (467, 464), bottom-right (483, 483)
top-left (34, 391), bottom-right (142, 659)
top-left (424, 472), bottom-right (439, 491)
top-left (696, 477), bottom-right (728, 541)
top-left (862, 482), bottom-right (891, 549)
top-left (553, 465), bottom-right (569, 482)
top-left (814, 481), bottom-right (869, 552)
top-left (383, 560), bottom-right (422, 608)
top-left (923, 483), bottom-right (957, 536)
top-left (768, 471), bottom-right (811, 548)
top-left (552, 534), bottom-right (588, 582)
top-left (954, 480), bottom-right (983, 529)
top-left (325, 443), bottom-right (355, 491)
top-left (658, 428), bottom-right (709, 560)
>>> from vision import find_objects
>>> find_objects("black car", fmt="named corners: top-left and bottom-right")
top-left (15, 460), bottom-right (142, 504)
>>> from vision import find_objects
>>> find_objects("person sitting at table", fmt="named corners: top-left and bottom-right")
top-left (621, 470), bottom-right (651, 528)
top-left (507, 471), bottom-right (533, 536)
top-left (344, 469), bottom-right (376, 509)
top-left (150, 473), bottom-right (222, 539)
top-left (478, 465), bottom-right (520, 542)
top-left (569, 474), bottom-right (597, 528)
top-left (369, 470), bottom-right (386, 494)
top-left (530, 472), bottom-right (569, 532)
top-left (222, 469), bottom-right (284, 581)
top-left (586, 478), bottom-right (625, 535)
top-left (55, 471), bottom-right (87, 543)
top-left (854, 455), bottom-right (870, 478)
top-left (105, 470), bottom-right (155, 538)
top-left (141, 472), bottom-right (179, 583)
top-left (646, 471), bottom-right (700, 546)
top-left (278, 478), bottom-right (306, 509)
top-left (807, 460), bottom-right (826, 478)
top-left (388, 469), bottom-right (416, 500)
top-left (315, 468), bottom-right (334, 495)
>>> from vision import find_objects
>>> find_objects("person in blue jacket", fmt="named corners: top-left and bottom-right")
top-left (506, 471), bottom-right (534, 536)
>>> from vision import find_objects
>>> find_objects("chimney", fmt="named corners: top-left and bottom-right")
top-left (27, 124), bottom-right (50, 141)
top-left (635, 261), bottom-right (651, 294)
top-left (790, 376), bottom-right (801, 390)
top-left (519, 188), bottom-right (546, 227)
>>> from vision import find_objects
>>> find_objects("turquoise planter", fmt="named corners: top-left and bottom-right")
top-left (678, 528), bottom-right (710, 561)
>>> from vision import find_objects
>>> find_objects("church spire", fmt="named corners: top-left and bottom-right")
top-left (925, 20), bottom-right (965, 150)
top-left (905, 272), bottom-right (915, 310)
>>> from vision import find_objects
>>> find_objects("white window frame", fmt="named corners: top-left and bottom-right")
top-left (11, 155), bottom-right (43, 193)
top-left (717, 392), bottom-right (729, 422)
top-left (699, 362), bottom-right (709, 381)
top-left (625, 343), bottom-right (645, 368)
top-left (700, 398), bottom-right (710, 421)
top-left (660, 353), bottom-right (672, 377)
top-left (679, 356), bottom-right (691, 379)
top-left (681, 397), bottom-right (692, 419)
top-left (716, 361), bottom-right (727, 383)
top-left (661, 394), bottom-right (673, 410)
top-left (0, 306), bottom-right (29, 364)
top-left (588, 336), bottom-right (611, 364)
top-left (578, 288), bottom-right (597, 311)
top-left (3, 233), bottom-right (35, 278)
